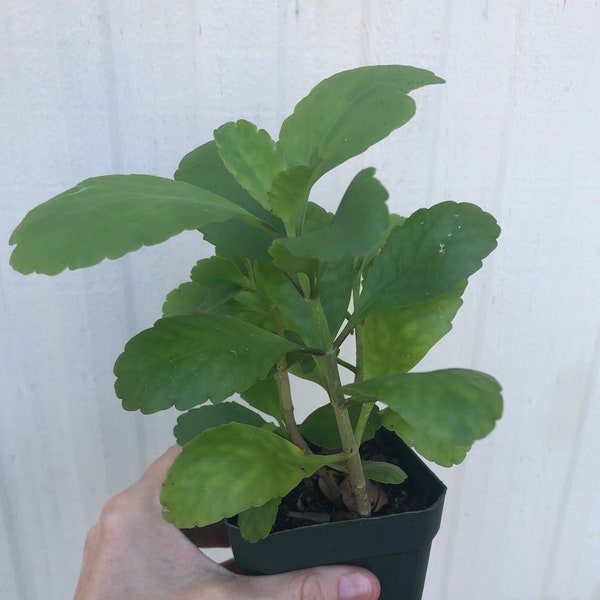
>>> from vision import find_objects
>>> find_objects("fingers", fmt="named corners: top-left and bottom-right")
top-left (78, 445), bottom-right (381, 600)
top-left (231, 565), bottom-right (380, 600)
top-left (130, 447), bottom-right (381, 598)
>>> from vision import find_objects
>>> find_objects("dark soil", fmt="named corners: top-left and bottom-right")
top-left (271, 430), bottom-right (431, 534)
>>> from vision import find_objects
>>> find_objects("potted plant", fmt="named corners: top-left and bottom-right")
top-left (9, 65), bottom-right (502, 599)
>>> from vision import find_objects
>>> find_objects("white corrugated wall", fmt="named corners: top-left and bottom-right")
top-left (1, 2), bottom-right (599, 598)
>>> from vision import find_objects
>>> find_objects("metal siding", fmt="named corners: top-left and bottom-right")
top-left (1, 2), bottom-right (599, 598)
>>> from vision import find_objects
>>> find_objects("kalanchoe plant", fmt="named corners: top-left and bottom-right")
top-left (9, 65), bottom-right (502, 543)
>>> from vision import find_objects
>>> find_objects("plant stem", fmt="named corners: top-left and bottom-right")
top-left (333, 320), bottom-right (355, 349)
top-left (353, 310), bottom-right (365, 384)
top-left (351, 278), bottom-right (374, 447)
top-left (276, 355), bottom-right (311, 454)
top-left (353, 402), bottom-right (375, 446)
top-left (269, 309), bottom-right (310, 454)
top-left (324, 352), bottom-right (371, 517)
top-left (307, 297), bottom-right (371, 517)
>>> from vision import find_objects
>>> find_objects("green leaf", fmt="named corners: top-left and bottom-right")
top-left (174, 140), bottom-right (279, 226)
top-left (240, 373), bottom-right (284, 424)
top-left (303, 202), bottom-right (333, 232)
top-left (202, 218), bottom-right (277, 261)
top-left (362, 461), bottom-right (407, 484)
top-left (163, 257), bottom-right (248, 317)
top-left (300, 404), bottom-right (381, 449)
top-left (199, 284), bottom-right (241, 313)
top-left (253, 262), bottom-right (320, 347)
top-left (381, 409), bottom-right (470, 467)
top-left (114, 313), bottom-right (299, 414)
top-left (267, 244), bottom-right (320, 275)
top-left (196, 289), bottom-right (272, 331)
top-left (331, 460), bottom-right (407, 485)
top-left (162, 282), bottom-right (206, 317)
top-left (361, 212), bottom-right (407, 271)
top-left (163, 280), bottom-right (271, 330)
top-left (279, 65), bottom-right (444, 182)
top-left (190, 256), bottom-right (248, 288)
top-left (184, 256), bottom-right (250, 313)
top-left (268, 166), bottom-right (314, 235)
top-left (318, 258), bottom-right (355, 336)
top-left (343, 369), bottom-right (502, 447)
top-left (160, 422), bottom-right (337, 528)
top-left (363, 282), bottom-right (466, 377)
top-left (174, 402), bottom-right (267, 445)
top-left (271, 169), bottom-right (389, 270)
top-left (215, 120), bottom-right (286, 209)
top-left (288, 357), bottom-right (323, 388)
top-left (9, 175), bottom-right (253, 275)
top-left (352, 201), bottom-right (500, 325)
top-left (238, 497), bottom-right (281, 542)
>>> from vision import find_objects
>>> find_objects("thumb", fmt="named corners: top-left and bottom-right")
top-left (238, 565), bottom-right (380, 600)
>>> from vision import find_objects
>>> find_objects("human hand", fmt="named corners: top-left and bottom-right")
top-left (73, 446), bottom-right (380, 600)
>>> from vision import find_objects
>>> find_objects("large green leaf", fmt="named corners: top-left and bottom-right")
top-left (214, 120), bottom-right (286, 209)
top-left (381, 409), bottom-right (471, 467)
top-left (300, 404), bottom-right (381, 449)
top-left (114, 313), bottom-right (298, 414)
top-left (9, 175), bottom-right (252, 275)
top-left (352, 201), bottom-right (500, 326)
top-left (174, 402), bottom-right (267, 445)
top-left (363, 282), bottom-right (466, 377)
top-left (160, 422), bottom-right (337, 528)
top-left (278, 65), bottom-right (444, 182)
top-left (343, 368), bottom-right (503, 447)
top-left (270, 168), bottom-right (389, 270)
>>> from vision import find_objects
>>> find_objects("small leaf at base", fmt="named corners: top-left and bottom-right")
top-left (238, 497), bottom-right (281, 542)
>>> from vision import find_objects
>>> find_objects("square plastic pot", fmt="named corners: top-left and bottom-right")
top-left (226, 431), bottom-right (446, 600)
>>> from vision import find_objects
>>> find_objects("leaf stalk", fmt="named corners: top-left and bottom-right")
top-left (270, 309), bottom-right (310, 454)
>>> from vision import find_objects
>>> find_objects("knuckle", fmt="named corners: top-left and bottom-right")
top-left (297, 573), bottom-right (327, 600)
top-left (96, 493), bottom-right (134, 536)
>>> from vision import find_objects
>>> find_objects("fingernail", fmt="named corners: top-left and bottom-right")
top-left (338, 571), bottom-right (374, 600)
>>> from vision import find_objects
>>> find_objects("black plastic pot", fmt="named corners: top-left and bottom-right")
top-left (226, 431), bottom-right (446, 600)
